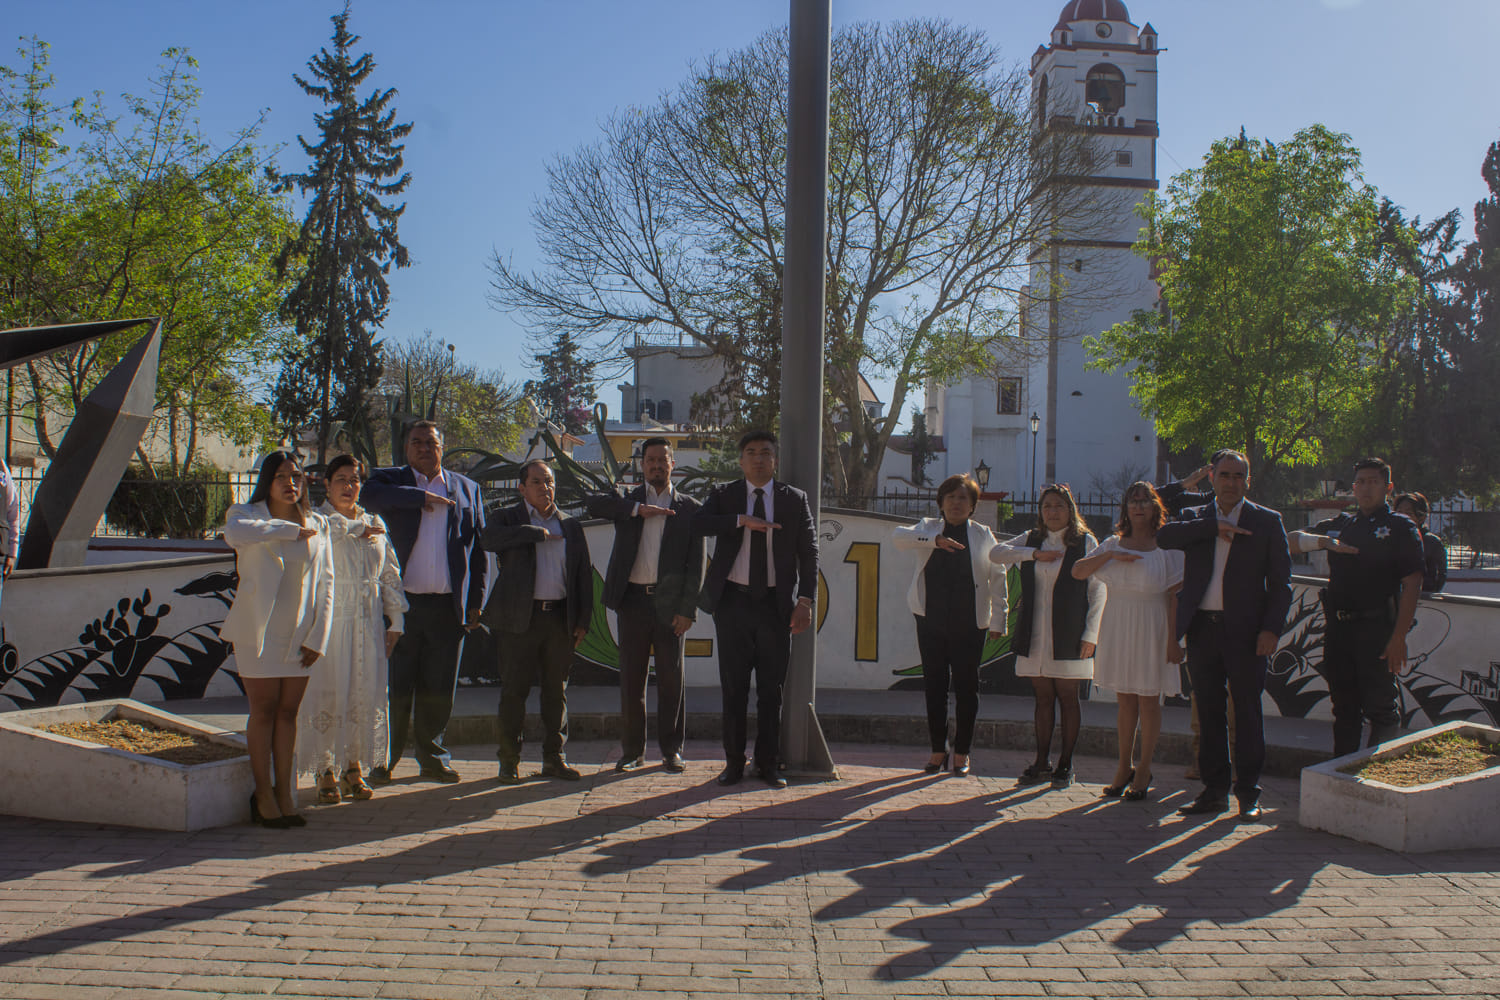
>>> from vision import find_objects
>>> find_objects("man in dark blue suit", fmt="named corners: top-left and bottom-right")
top-left (359, 421), bottom-right (490, 784)
top-left (1156, 450), bottom-right (1291, 820)
top-left (693, 430), bottom-right (818, 789)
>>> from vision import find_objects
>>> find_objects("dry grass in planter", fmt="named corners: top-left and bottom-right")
top-left (42, 718), bottom-right (245, 766)
top-left (1341, 730), bottom-right (1500, 787)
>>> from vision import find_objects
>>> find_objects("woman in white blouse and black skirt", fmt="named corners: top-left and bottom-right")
top-left (990, 485), bottom-right (1105, 789)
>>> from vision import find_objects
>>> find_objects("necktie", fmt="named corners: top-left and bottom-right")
top-left (750, 487), bottom-right (768, 600)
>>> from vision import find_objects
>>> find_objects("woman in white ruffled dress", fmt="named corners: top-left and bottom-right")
top-left (302, 454), bottom-right (407, 803)
top-left (1071, 482), bottom-right (1184, 801)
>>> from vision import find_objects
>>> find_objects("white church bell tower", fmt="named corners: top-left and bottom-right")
top-left (924, 0), bottom-right (1161, 500)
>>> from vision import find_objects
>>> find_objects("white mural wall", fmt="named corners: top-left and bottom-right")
top-left (1, 510), bottom-right (1496, 732)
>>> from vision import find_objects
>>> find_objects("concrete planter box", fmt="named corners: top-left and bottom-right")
top-left (0, 698), bottom-right (250, 831)
top-left (1299, 721), bottom-right (1500, 853)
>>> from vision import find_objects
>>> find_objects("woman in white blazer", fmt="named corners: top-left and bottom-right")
top-left (891, 474), bottom-right (1008, 777)
top-left (223, 451), bottom-right (334, 828)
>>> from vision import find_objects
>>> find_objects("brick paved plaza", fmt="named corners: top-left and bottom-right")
top-left (0, 741), bottom-right (1496, 1000)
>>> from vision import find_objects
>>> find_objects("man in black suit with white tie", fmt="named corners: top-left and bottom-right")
top-left (585, 437), bottom-right (705, 774)
top-left (1157, 450), bottom-right (1292, 821)
top-left (693, 430), bottom-right (818, 789)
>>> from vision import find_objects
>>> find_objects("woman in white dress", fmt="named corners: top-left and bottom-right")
top-left (1071, 482), bottom-right (1184, 802)
top-left (989, 484), bottom-right (1105, 789)
top-left (222, 452), bottom-right (334, 828)
top-left (304, 454), bottom-right (407, 803)
top-left (892, 474), bottom-right (1008, 777)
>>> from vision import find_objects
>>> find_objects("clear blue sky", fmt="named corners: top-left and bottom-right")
top-left (11, 0), bottom-right (1499, 416)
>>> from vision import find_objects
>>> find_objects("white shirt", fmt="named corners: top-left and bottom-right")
top-left (0, 459), bottom-right (19, 560)
top-left (628, 483), bottom-right (673, 585)
top-left (728, 478), bottom-right (776, 588)
top-left (527, 501), bottom-right (567, 601)
top-left (1201, 498), bottom-right (1245, 612)
top-left (403, 468), bottom-right (452, 595)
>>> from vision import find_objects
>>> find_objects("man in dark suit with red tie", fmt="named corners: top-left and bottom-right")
top-left (693, 430), bottom-right (818, 789)
top-left (585, 437), bottom-right (705, 774)
top-left (1157, 450), bottom-right (1292, 821)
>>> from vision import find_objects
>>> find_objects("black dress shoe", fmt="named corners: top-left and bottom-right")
top-left (541, 757), bottom-right (581, 781)
top-left (420, 765), bottom-right (461, 784)
top-left (614, 756), bottom-right (645, 773)
top-left (1178, 793), bottom-right (1229, 816)
top-left (716, 763), bottom-right (745, 786)
top-left (368, 766), bottom-right (392, 787)
top-left (497, 761), bottom-right (523, 785)
top-left (663, 753), bottom-right (687, 773)
top-left (951, 758), bottom-right (971, 778)
top-left (758, 763), bottom-right (788, 789)
top-left (1237, 800), bottom-right (1264, 821)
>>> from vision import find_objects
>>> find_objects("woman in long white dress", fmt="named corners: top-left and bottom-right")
top-left (989, 484), bottom-right (1105, 789)
top-left (304, 454), bottom-right (407, 803)
top-left (222, 452), bottom-right (334, 828)
top-left (1071, 482), bottom-right (1184, 801)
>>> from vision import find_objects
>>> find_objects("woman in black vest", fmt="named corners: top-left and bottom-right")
top-left (892, 475), bottom-right (1009, 776)
top-left (990, 485), bottom-right (1104, 789)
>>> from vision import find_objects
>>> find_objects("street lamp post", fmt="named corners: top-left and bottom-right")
top-left (1029, 411), bottom-right (1040, 505)
top-left (973, 459), bottom-right (990, 491)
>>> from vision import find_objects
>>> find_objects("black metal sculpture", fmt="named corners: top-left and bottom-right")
top-left (3, 319), bottom-right (162, 569)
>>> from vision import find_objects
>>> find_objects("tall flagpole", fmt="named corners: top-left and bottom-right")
top-left (779, 0), bottom-right (836, 778)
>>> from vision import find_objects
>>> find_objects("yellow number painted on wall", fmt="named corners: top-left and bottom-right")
top-left (843, 541), bottom-right (880, 661)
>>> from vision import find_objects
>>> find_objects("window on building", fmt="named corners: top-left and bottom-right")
top-left (997, 377), bottom-right (1023, 415)
top-left (1085, 64), bottom-right (1126, 115)
top-left (1035, 74), bottom-right (1048, 127)
top-left (1115, 150), bottom-right (1132, 166)
top-left (656, 399), bottom-right (673, 422)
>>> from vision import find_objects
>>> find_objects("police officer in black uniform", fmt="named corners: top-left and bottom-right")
top-left (1289, 458), bottom-right (1424, 757)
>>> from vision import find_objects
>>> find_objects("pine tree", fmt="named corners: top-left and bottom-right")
top-left (524, 330), bottom-right (598, 434)
top-left (270, 5), bottom-right (411, 465)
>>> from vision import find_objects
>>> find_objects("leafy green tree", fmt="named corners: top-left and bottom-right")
top-left (270, 6), bottom-right (411, 466)
top-left (1442, 139), bottom-right (1500, 499)
top-left (489, 20), bottom-right (1100, 500)
top-left (0, 40), bottom-right (293, 473)
top-left (523, 330), bottom-right (597, 435)
top-left (1088, 126), bottom-right (1399, 494)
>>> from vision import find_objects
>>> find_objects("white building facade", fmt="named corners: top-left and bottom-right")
top-left (926, 0), bottom-right (1162, 500)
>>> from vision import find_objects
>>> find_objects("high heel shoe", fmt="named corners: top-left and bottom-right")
top-left (923, 752), bottom-right (950, 775)
top-left (1123, 770), bottom-right (1153, 801)
top-left (317, 770), bottom-right (342, 805)
top-left (341, 765), bottom-right (374, 801)
top-left (951, 757), bottom-right (971, 778)
top-left (249, 793), bottom-right (288, 829)
top-left (1101, 768), bottom-right (1135, 798)
top-left (273, 786), bottom-right (307, 827)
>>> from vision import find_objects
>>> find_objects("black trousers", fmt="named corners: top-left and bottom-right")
top-left (617, 585), bottom-right (686, 760)
top-left (1324, 615), bottom-right (1401, 757)
top-left (915, 615), bottom-right (984, 755)
top-left (1186, 613), bottom-right (1267, 802)
top-left (496, 605), bottom-right (573, 764)
top-left (387, 593), bottom-right (465, 771)
top-left (713, 586), bottom-right (789, 768)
